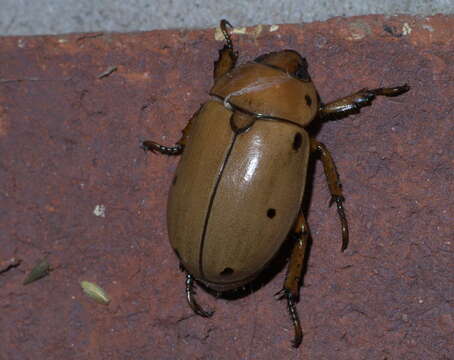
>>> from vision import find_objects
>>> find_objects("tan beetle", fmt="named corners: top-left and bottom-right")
top-left (142, 20), bottom-right (409, 347)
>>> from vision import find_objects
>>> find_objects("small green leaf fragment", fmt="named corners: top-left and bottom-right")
top-left (23, 259), bottom-right (51, 285)
top-left (80, 281), bottom-right (110, 305)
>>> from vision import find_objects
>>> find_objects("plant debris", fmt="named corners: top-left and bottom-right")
top-left (80, 281), bottom-right (111, 305)
top-left (23, 258), bottom-right (51, 285)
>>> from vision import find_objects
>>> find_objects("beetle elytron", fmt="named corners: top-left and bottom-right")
top-left (142, 20), bottom-right (409, 347)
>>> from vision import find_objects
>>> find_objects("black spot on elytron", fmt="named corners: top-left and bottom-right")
top-left (267, 208), bottom-right (276, 218)
top-left (220, 267), bottom-right (234, 276)
top-left (305, 95), bottom-right (312, 106)
top-left (172, 175), bottom-right (177, 186)
top-left (293, 133), bottom-right (302, 151)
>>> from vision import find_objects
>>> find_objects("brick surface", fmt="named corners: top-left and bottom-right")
top-left (0, 15), bottom-right (453, 359)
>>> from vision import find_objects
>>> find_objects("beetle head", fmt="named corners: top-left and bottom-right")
top-left (254, 50), bottom-right (311, 81)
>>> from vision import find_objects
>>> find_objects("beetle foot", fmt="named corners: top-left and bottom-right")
top-left (330, 195), bottom-right (349, 251)
top-left (141, 140), bottom-right (184, 156)
top-left (220, 19), bottom-right (234, 50)
top-left (329, 196), bottom-right (349, 251)
top-left (275, 288), bottom-right (303, 348)
top-left (370, 84), bottom-right (410, 97)
top-left (185, 274), bottom-right (214, 318)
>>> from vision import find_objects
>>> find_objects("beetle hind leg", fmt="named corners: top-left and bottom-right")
top-left (186, 273), bottom-right (214, 318)
top-left (319, 84), bottom-right (409, 119)
top-left (275, 211), bottom-right (309, 348)
top-left (213, 20), bottom-right (238, 81)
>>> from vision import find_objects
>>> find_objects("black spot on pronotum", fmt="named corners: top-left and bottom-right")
top-left (267, 208), bottom-right (276, 218)
top-left (220, 267), bottom-right (234, 276)
top-left (305, 95), bottom-right (312, 106)
top-left (174, 248), bottom-right (182, 261)
top-left (293, 133), bottom-right (302, 151)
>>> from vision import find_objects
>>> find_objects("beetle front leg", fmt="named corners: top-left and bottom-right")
top-left (276, 211), bottom-right (309, 348)
top-left (310, 139), bottom-right (349, 251)
top-left (213, 20), bottom-right (238, 81)
top-left (319, 84), bottom-right (409, 119)
top-left (185, 273), bottom-right (214, 318)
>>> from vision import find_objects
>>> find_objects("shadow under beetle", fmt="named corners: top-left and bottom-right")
top-left (142, 20), bottom-right (409, 347)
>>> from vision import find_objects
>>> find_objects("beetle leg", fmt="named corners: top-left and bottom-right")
top-left (319, 84), bottom-right (409, 119)
top-left (275, 211), bottom-right (309, 348)
top-left (213, 19), bottom-right (238, 81)
top-left (141, 128), bottom-right (185, 156)
top-left (141, 141), bottom-right (183, 155)
top-left (141, 105), bottom-right (201, 156)
top-left (185, 273), bottom-right (214, 318)
top-left (310, 139), bottom-right (349, 251)
top-left (141, 127), bottom-right (187, 155)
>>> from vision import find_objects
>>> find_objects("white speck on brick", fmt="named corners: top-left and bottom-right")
top-left (93, 204), bottom-right (106, 217)
top-left (402, 23), bottom-right (412, 36)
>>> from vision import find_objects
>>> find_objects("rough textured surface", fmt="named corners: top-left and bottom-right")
top-left (0, 15), bottom-right (453, 359)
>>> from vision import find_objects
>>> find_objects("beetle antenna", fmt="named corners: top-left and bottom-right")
top-left (185, 274), bottom-right (214, 318)
top-left (220, 19), bottom-right (234, 50)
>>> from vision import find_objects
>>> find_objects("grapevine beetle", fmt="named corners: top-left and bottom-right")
top-left (142, 20), bottom-right (409, 347)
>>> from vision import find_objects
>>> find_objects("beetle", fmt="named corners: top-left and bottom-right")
top-left (142, 20), bottom-right (409, 347)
